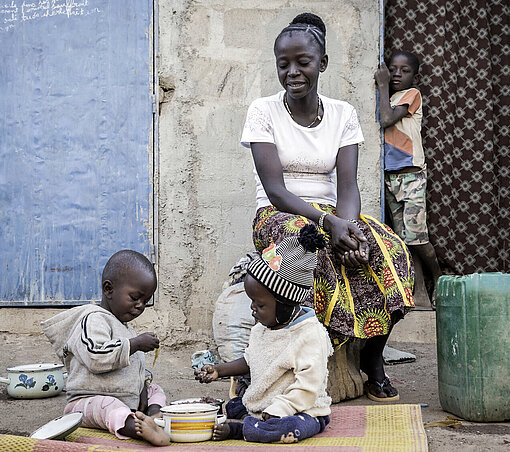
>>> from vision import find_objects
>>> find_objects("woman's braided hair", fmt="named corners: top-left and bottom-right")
top-left (275, 12), bottom-right (327, 56)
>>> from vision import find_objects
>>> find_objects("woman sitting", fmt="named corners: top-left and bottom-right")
top-left (240, 12), bottom-right (414, 401)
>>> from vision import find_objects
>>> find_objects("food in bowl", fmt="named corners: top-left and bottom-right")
top-left (170, 397), bottom-right (225, 415)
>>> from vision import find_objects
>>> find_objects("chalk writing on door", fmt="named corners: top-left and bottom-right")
top-left (0, 0), bottom-right (100, 32)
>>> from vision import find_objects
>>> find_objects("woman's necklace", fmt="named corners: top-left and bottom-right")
top-left (283, 94), bottom-right (322, 128)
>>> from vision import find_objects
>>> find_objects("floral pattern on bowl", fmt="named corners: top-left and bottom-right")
top-left (42, 374), bottom-right (58, 391)
top-left (15, 374), bottom-right (36, 389)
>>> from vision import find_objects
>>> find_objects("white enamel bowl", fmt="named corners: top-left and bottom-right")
top-left (30, 412), bottom-right (83, 440)
top-left (0, 363), bottom-right (67, 398)
top-left (155, 403), bottom-right (219, 442)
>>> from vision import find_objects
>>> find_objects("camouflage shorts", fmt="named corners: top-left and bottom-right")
top-left (385, 170), bottom-right (429, 245)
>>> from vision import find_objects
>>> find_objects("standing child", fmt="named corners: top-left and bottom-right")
top-left (195, 224), bottom-right (333, 444)
top-left (42, 250), bottom-right (170, 446)
top-left (375, 51), bottom-right (441, 303)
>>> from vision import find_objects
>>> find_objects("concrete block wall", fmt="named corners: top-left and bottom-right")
top-left (151, 0), bottom-right (382, 346)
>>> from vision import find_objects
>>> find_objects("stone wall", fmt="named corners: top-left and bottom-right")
top-left (148, 0), bottom-right (381, 346)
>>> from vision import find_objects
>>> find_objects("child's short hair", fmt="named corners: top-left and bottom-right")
top-left (391, 51), bottom-right (420, 75)
top-left (102, 250), bottom-right (156, 284)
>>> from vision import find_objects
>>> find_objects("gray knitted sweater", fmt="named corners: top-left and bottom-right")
top-left (41, 304), bottom-right (145, 410)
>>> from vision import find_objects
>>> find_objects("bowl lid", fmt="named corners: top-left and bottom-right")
top-left (30, 412), bottom-right (83, 440)
top-left (7, 363), bottom-right (64, 372)
top-left (161, 403), bottom-right (218, 414)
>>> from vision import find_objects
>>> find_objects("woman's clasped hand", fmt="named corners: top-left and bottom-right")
top-left (323, 214), bottom-right (369, 266)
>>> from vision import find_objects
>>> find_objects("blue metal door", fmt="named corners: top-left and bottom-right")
top-left (0, 1), bottom-right (155, 306)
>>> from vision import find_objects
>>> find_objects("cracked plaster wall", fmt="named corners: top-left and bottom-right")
top-left (140, 0), bottom-right (381, 346)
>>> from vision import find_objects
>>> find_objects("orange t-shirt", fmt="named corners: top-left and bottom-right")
top-left (384, 88), bottom-right (425, 171)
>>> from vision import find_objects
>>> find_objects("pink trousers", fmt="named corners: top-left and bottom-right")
top-left (64, 383), bottom-right (166, 439)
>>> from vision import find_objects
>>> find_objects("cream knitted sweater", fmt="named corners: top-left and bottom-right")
top-left (243, 308), bottom-right (333, 418)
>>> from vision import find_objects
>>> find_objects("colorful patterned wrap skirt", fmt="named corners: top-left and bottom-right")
top-left (252, 204), bottom-right (415, 347)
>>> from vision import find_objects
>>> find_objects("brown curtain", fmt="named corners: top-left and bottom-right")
top-left (384, 0), bottom-right (509, 274)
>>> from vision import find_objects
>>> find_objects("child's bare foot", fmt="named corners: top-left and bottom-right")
top-left (134, 411), bottom-right (170, 446)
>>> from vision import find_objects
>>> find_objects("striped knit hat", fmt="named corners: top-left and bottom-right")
top-left (247, 224), bottom-right (325, 305)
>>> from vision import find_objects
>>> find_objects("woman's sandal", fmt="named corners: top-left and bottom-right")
top-left (364, 377), bottom-right (400, 402)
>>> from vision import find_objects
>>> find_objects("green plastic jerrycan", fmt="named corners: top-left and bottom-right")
top-left (436, 273), bottom-right (510, 421)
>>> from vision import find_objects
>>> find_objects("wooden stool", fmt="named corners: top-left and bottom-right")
top-left (327, 339), bottom-right (364, 402)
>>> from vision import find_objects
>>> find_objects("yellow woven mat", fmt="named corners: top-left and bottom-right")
top-left (0, 404), bottom-right (428, 452)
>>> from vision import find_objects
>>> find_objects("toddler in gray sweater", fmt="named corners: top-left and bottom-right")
top-left (42, 250), bottom-right (169, 446)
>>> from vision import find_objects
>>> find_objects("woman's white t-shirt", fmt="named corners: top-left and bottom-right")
top-left (241, 91), bottom-right (364, 210)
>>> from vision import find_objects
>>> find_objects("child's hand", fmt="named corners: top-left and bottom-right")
top-left (374, 62), bottom-right (391, 87)
top-left (130, 332), bottom-right (160, 354)
top-left (194, 365), bottom-right (218, 383)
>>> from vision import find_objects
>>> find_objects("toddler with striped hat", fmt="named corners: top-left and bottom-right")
top-left (195, 224), bottom-right (333, 443)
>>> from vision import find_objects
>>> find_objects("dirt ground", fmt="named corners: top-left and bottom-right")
top-left (1, 333), bottom-right (509, 451)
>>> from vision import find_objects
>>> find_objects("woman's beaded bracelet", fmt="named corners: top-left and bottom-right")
top-left (318, 212), bottom-right (329, 229)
